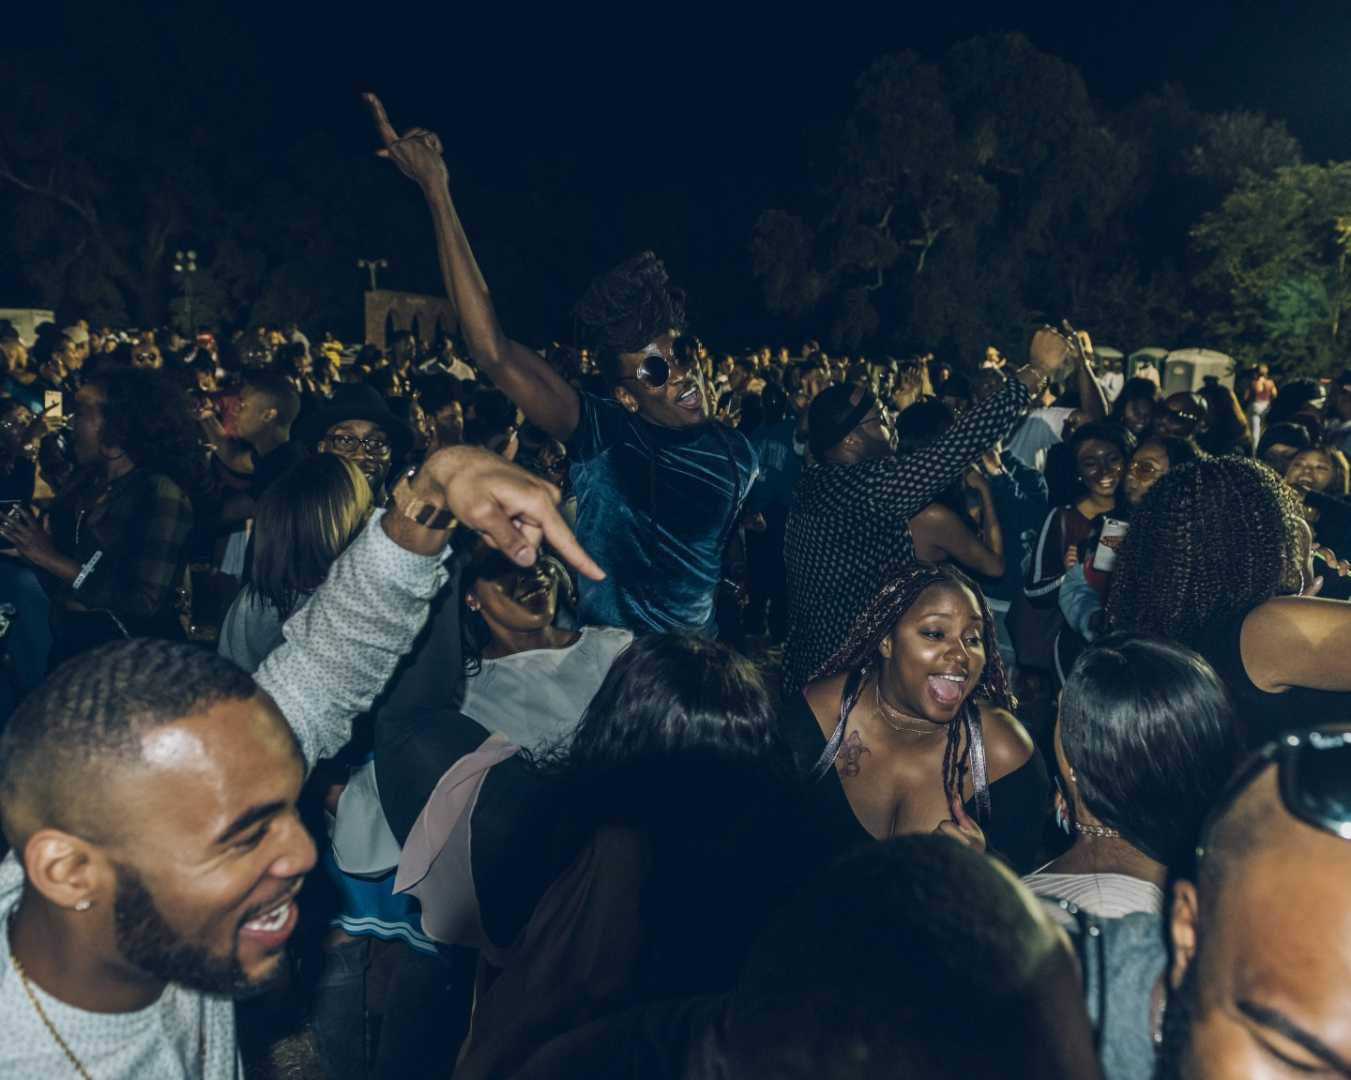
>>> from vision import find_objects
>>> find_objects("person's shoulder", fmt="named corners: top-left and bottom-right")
top-left (912, 501), bottom-right (961, 526)
top-left (977, 703), bottom-right (1035, 778)
top-left (139, 470), bottom-right (190, 502)
top-left (802, 672), bottom-right (847, 725)
top-left (581, 624), bottom-right (636, 653)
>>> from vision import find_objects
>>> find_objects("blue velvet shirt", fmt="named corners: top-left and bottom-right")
top-left (568, 392), bottom-right (759, 634)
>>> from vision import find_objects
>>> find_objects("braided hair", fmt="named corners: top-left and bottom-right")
top-left (572, 251), bottom-right (686, 386)
top-left (812, 563), bottom-right (1014, 817)
top-left (1106, 457), bottom-right (1306, 645)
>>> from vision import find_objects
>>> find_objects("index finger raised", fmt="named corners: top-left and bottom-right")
top-left (362, 92), bottom-right (399, 147)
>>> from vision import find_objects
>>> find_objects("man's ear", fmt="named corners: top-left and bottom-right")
top-left (1169, 879), bottom-right (1200, 990)
top-left (612, 385), bottom-right (640, 415)
top-left (262, 406), bottom-right (278, 425)
top-left (23, 828), bottom-right (112, 912)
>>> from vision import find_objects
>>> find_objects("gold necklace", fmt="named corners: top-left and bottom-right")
top-left (6, 909), bottom-right (206, 1077)
top-left (8, 911), bottom-right (94, 1080)
top-left (873, 675), bottom-right (947, 736)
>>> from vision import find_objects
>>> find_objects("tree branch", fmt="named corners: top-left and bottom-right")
top-left (0, 154), bottom-right (100, 230)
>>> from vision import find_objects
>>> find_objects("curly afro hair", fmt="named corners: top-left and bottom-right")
top-left (572, 251), bottom-right (686, 386)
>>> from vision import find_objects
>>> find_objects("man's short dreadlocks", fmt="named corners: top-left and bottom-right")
top-left (572, 251), bottom-right (686, 386)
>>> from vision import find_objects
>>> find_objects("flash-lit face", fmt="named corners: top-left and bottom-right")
top-left (1166, 773), bottom-right (1351, 1079)
top-left (881, 582), bottom-right (986, 725)
top-left (1124, 441), bottom-right (1171, 506)
top-left (1286, 449), bottom-right (1334, 495)
top-left (92, 696), bottom-right (314, 997)
top-left (468, 553), bottom-right (561, 636)
top-left (1075, 439), bottom-right (1124, 501)
top-left (320, 420), bottom-right (392, 491)
top-left (615, 331), bottom-right (708, 429)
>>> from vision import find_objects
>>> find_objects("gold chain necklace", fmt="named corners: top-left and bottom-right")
top-left (8, 911), bottom-right (94, 1080)
top-left (6, 908), bottom-right (206, 1077)
top-left (873, 675), bottom-right (947, 737)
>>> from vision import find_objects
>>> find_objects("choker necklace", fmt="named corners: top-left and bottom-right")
top-left (1072, 821), bottom-right (1120, 839)
top-left (873, 676), bottom-right (946, 736)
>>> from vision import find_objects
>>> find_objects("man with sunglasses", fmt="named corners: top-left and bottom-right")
top-left (365, 95), bottom-right (758, 633)
top-left (1152, 392), bottom-right (1207, 441)
top-left (1159, 726), bottom-right (1351, 1078)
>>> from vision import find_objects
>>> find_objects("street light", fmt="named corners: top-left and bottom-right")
top-left (173, 249), bottom-right (198, 333)
top-left (357, 257), bottom-right (389, 291)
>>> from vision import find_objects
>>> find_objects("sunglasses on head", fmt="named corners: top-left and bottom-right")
top-left (1197, 727), bottom-right (1351, 862)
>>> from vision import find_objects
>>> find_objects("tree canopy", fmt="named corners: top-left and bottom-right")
top-left (752, 33), bottom-right (1318, 370)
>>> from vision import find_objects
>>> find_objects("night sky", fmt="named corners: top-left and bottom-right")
top-left (12, 0), bottom-right (1351, 344)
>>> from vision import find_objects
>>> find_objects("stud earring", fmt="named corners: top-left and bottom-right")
top-left (74, 899), bottom-right (92, 912)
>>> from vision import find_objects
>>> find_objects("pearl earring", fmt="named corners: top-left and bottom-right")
top-left (74, 899), bottom-right (92, 912)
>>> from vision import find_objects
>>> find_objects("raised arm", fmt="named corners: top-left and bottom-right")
top-left (890, 329), bottom-right (1068, 521)
top-left (1240, 595), bottom-right (1351, 694)
top-left (256, 445), bottom-right (602, 772)
top-left (365, 93), bottom-right (580, 441)
top-left (1066, 325), bottom-right (1109, 422)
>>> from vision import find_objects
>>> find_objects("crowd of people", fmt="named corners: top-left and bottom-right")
top-left (0, 94), bottom-right (1349, 1079)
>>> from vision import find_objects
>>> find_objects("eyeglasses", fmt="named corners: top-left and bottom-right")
top-left (1164, 399), bottom-right (1203, 424)
top-left (1128, 459), bottom-right (1163, 478)
top-left (624, 346), bottom-right (692, 390)
top-left (326, 433), bottom-right (391, 456)
top-left (1197, 728), bottom-right (1351, 862)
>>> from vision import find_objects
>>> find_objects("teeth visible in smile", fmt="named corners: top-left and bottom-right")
top-left (935, 674), bottom-right (966, 682)
top-left (244, 899), bottom-right (291, 932)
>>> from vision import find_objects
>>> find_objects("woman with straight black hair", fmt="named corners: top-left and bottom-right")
top-left (1023, 634), bottom-right (1244, 916)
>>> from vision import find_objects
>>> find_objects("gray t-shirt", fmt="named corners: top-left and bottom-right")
top-left (0, 856), bottom-right (241, 1077)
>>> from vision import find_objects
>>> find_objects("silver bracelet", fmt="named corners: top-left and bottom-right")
top-left (72, 550), bottom-right (103, 591)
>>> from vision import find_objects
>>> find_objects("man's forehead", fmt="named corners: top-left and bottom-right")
top-left (1205, 825), bottom-right (1351, 1065)
top-left (623, 329), bottom-right (678, 360)
top-left (118, 695), bottom-right (302, 834)
top-left (328, 419), bottom-right (384, 436)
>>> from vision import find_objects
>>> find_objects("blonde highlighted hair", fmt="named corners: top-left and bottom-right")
top-left (251, 454), bottom-right (372, 616)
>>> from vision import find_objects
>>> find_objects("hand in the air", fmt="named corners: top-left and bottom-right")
top-left (1028, 326), bottom-right (1073, 378)
top-left (364, 92), bottom-right (450, 191)
top-left (420, 445), bottom-right (604, 581)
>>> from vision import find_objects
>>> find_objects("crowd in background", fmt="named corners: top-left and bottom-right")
top-left (0, 97), bottom-right (1350, 1080)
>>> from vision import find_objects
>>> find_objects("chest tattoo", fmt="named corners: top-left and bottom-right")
top-left (837, 730), bottom-right (872, 777)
